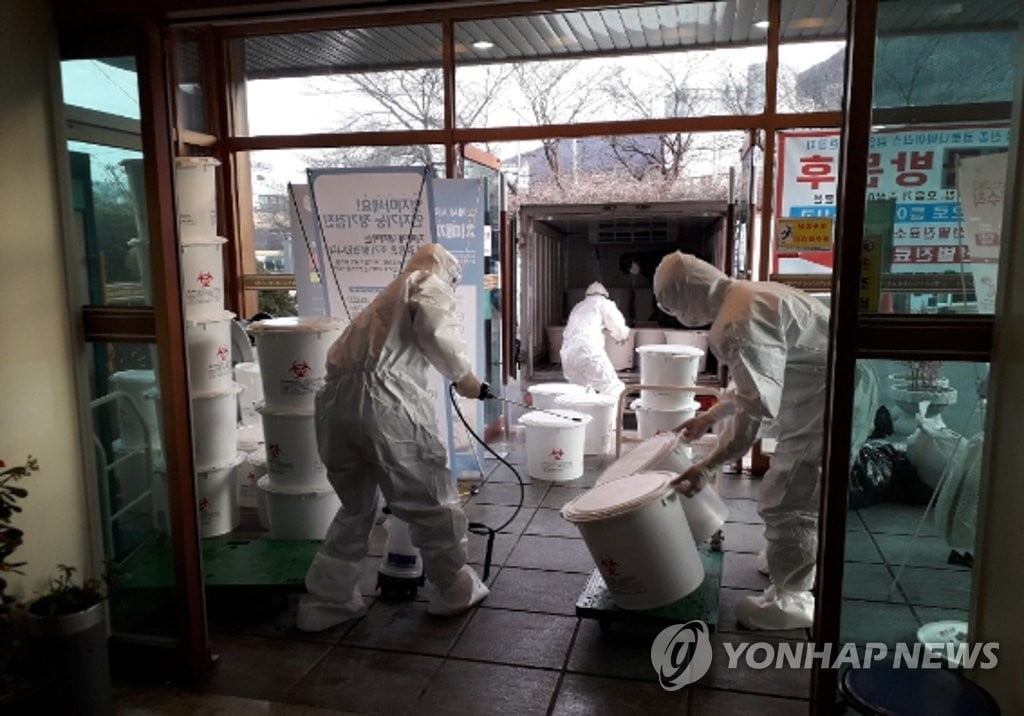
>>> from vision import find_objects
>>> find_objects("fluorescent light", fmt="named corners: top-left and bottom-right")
top-left (754, 20), bottom-right (770, 29)
top-left (472, 40), bottom-right (495, 50)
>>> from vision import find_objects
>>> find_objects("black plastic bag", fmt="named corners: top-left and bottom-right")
top-left (849, 441), bottom-right (928, 509)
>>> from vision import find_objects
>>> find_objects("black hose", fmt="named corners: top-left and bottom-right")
top-left (448, 383), bottom-right (525, 581)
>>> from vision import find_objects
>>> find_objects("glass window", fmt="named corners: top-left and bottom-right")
top-left (841, 359), bottom-right (987, 654)
top-left (61, 58), bottom-right (140, 120)
top-left (237, 24), bottom-right (444, 136)
top-left (779, 0), bottom-right (846, 112)
top-left (174, 29), bottom-right (210, 134)
top-left (455, 3), bottom-right (768, 128)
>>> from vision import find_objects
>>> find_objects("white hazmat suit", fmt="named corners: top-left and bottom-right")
top-left (560, 282), bottom-right (630, 396)
top-left (654, 252), bottom-right (828, 630)
top-left (297, 244), bottom-right (489, 632)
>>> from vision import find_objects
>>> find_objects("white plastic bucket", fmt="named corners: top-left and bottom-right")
top-left (175, 156), bottom-right (220, 243)
top-left (636, 344), bottom-right (704, 408)
top-left (237, 422), bottom-right (264, 454)
top-left (597, 433), bottom-right (729, 543)
top-left (631, 398), bottom-right (700, 440)
top-left (518, 409), bottom-right (592, 482)
top-left (258, 476), bottom-right (341, 539)
top-left (239, 449), bottom-right (267, 510)
top-left (555, 392), bottom-right (618, 455)
top-left (257, 406), bottom-right (329, 491)
top-left (185, 310), bottom-right (234, 394)
top-left (247, 450), bottom-right (270, 529)
top-left (196, 452), bottom-right (244, 538)
top-left (527, 382), bottom-right (586, 410)
top-left (546, 325), bottom-right (565, 364)
top-left (233, 362), bottom-right (263, 426)
top-left (248, 316), bottom-right (347, 412)
top-left (109, 369), bottom-right (161, 449)
top-left (562, 471), bottom-right (705, 609)
top-left (604, 329), bottom-right (636, 371)
top-left (180, 238), bottom-right (227, 318)
top-left (191, 384), bottom-right (243, 471)
top-left (662, 331), bottom-right (710, 373)
top-left (633, 328), bottom-right (665, 348)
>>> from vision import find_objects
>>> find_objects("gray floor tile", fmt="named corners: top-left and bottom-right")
top-left (526, 507), bottom-right (583, 538)
top-left (229, 592), bottom-right (357, 644)
top-left (702, 634), bottom-right (811, 699)
top-left (840, 562), bottom-right (904, 603)
top-left (840, 598), bottom-right (919, 646)
top-left (484, 567), bottom-right (590, 615)
top-left (506, 535), bottom-right (596, 573)
top-left (464, 502), bottom-right (534, 535)
top-left (415, 660), bottom-right (560, 716)
top-left (471, 481), bottom-right (550, 507)
top-left (717, 475), bottom-right (762, 501)
top-left (541, 486), bottom-right (589, 509)
top-left (873, 533), bottom-right (964, 570)
top-left (723, 499), bottom-right (763, 525)
top-left (484, 461), bottom-right (540, 483)
top-left (450, 609), bottom-right (577, 669)
top-left (202, 634), bottom-right (333, 702)
top-left (721, 523), bottom-right (764, 555)
top-left (285, 646), bottom-right (441, 714)
top-left (856, 503), bottom-right (937, 536)
top-left (566, 619), bottom-right (663, 682)
top-left (342, 599), bottom-right (472, 656)
top-left (716, 588), bottom-right (808, 641)
top-left (842, 531), bottom-right (884, 564)
top-left (551, 673), bottom-right (687, 715)
top-left (689, 687), bottom-right (808, 715)
top-left (720, 551), bottom-right (772, 591)
top-left (896, 566), bottom-right (973, 610)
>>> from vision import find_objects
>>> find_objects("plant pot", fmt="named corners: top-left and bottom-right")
top-left (26, 600), bottom-right (112, 716)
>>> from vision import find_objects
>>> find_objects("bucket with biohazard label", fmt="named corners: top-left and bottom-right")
top-left (518, 409), bottom-right (591, 482)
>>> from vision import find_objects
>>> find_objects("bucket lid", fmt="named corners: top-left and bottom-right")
top-left (110, 369), bottom-right (156, 385)
top-left (234, 361), bottom-right (260, 374)
top-left (599, 433), bottom-right (680, 484)
top-left (554, 392), bottom-right (618, 408)
top-left (635, 344), bottom-right (704, 357)
top-left (248, 316), bottom-right (347, 334)
top-left (246, 449), bottom-right (267, 467)
top-left (630, 398), bottom-right (701, 412)
top-left (192, 382), bottom-right (244, 400)
top-left (185, 309), bottom-right (236, 326)
top-left (196, 452), bottom-right (247, 475)
top-left (175, 156), bottom-right (221, 167)
top-left (518, 409), bottom-right (592, 428)
top-left (256, 403), bottom-right (315, 417)
top-left (257, 474), bottom-right (335, 496)
top-left (527, 382), bottom-right (586, 397)
top-left (562, 471), bottom-right (674, 522)
top-left (179, 236), bottom-right (228, 247)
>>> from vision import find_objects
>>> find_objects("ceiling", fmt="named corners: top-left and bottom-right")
top-left (240, 0), bottom-right (1018, 79)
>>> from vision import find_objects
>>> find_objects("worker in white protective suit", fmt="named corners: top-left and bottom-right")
top-left (560, 282), bottom-right (630, 397)
top-left (654, 252), bottom-right (828, 631)
top-left (297, 243), bottom-right (490, 632)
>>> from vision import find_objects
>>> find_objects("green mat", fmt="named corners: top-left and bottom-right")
top-left (118, 536), bottom-right (322, 588)
top-left (576, 547), bottom-right (723, 630)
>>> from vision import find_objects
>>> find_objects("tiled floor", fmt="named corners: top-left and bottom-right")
top-left (113, 426), bottom-right (813, 715)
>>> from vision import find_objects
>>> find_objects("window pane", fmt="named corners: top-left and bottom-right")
top-left (842, 359), bottom-right (987, 654)
top-left (237, 24), bottom-right (444, 136)
top-left (455, 2), bottom-right (768, 128)
top-left (174, 29), bottom-right (210, 134)
top-left (61, 58), bottom-right (140, 120)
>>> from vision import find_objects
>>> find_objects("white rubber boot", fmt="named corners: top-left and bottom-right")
top-left (735, 585), bottom-right (814, 630)
top-left (427, 566), bottom-right (489, 617)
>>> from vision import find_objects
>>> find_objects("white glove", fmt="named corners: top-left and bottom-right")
top-left (670, 462), bottom-right (716, 497)
top-left (677, 412), bottom-right (716, 442)
top-left (455, 373), bottom-right (484, 400)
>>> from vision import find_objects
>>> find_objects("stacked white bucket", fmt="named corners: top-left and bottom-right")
top-left (176, 156), bottom-right (245, 538)
top-left (248, 317), bottom-right (346, 539)
top-left (632, 344), bottom-right (705, 439)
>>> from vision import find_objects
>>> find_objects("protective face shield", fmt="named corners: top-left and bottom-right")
top-left (585, 281), bottom-right (610, 298)
top-left (652, 253), bottom-right (729, 327)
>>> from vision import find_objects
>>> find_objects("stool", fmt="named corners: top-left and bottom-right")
top-left (839, 664), bottom-right (1000, 715)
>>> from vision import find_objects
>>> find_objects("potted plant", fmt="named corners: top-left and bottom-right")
top-left (0, 455), bottom-right (39, 704)
top-left (26, 564), bottom-right (113, 716)
top-left (888, 361), bottom-right (958, 438)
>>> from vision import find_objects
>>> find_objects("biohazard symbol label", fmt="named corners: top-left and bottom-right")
top-left (601, 557), bottom-right (619, 576)
top-left (550, 448), bottom-right (564, 460)
top-left (197, 271), bottom-right (214, 287)
top-left (198, 497), bottom-right (209, 511)
top-left (290, 360), bottom-right (311, 378)
top-left (269, 444), bottom-right (282, 458)
top-left (216, 345), bottom-right (229, 362)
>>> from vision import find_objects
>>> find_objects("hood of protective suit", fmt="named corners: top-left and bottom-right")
top-left (585, 281), bottom-right (609, 298)
top-left (404, 243), bottom-right (462, 286)
top-left (653, 252), bottom-right (732, 327)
